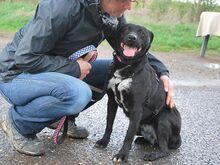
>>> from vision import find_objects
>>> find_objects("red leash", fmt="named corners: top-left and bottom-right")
top-left (52, 116), bottom-right (68, 144)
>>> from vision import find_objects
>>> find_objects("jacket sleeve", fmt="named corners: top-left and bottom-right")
top-left (14, 0), bottom-right (81, 78)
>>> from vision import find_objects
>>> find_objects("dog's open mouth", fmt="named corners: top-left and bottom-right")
top-left (121, 43), bottom-right (141, 58)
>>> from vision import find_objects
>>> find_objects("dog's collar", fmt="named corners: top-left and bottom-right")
top-left (113, 51), bottom-right (122, 62)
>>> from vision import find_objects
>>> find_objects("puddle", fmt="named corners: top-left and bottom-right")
top-left (173, 79), bottom-right (220, 87)
top-left (204, 63), bottom-right (220, 69)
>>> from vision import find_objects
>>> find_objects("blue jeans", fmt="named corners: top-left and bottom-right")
top-left (0, 59), bottom-right (111, 137)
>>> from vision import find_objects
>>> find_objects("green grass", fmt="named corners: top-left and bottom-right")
top-left (0, 0), bottom-right (219, 55)
top-left (0, 1), bottom-right (36, 32)
top-left (143, 23), bottom-right (203, 51)
top-left (126, 21), bottom-right (220, 55)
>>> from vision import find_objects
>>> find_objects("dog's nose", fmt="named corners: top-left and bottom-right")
top-left (128, 34), bottom-right (137, 41)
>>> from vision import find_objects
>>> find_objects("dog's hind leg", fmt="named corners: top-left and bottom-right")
top-left (95, 91), bottom-right (118, 148)
top-left (143, 124), bottom-right (170, 161)
top-left (143, 137), bottom-right (170, 161)
top-left (169, 135), bottom-right (182, 149)
top-left (135, 124), bottom-right (157, 146)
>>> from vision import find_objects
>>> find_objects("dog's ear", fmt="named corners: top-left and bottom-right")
top-left (149, 31), bottom-right (154, 44)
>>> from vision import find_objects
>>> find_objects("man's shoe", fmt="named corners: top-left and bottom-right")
top-left (49, 119), bottom-right (89, 139)
top-left (0, 112), bottom-right (45, 156)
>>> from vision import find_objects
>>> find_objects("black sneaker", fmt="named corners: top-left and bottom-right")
top-left (0, 111), bottom-right (45, 156)
top-left (49, 120), bottom-right (89, 139)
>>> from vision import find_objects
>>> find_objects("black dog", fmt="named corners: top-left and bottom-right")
top-left (95, 24), bottom-right (181, 162)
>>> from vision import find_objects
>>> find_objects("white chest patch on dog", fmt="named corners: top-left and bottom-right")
top-left (108, 68), bottom-right (132, 111)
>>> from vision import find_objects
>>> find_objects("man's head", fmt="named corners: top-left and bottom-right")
top-left (100, 0), bottom-right (134, 17)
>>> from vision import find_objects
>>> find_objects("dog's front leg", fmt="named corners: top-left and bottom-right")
top-left (95, 91), bottom-right (118, 148)
top-left (113, 107), bottom-right (143, 163)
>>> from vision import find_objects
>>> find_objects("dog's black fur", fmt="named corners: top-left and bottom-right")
top-left (95, 24), bottom-right (181, 162)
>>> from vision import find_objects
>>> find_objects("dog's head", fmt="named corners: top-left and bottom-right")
top-left (115, 23), bottom-right (154, 64)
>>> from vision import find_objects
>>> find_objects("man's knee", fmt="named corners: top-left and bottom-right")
top-left (65, 81), bottom-right (92, 115)
top-left (39, 74), bottom-right (93, 116)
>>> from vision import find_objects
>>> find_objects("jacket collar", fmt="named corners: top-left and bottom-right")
top-left (81, 0), bottom-right (118, 30)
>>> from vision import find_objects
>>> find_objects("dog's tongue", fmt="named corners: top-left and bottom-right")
top-left (123, 45), bottom-right (137, 57)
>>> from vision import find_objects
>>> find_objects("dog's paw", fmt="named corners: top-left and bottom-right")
top-left (112, 153), bottom-right (128, 163)
top-left (95, 139), bottom-right (109, 148)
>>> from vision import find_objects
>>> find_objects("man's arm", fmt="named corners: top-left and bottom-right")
top-left (14, 0), bottom-right (81, 78)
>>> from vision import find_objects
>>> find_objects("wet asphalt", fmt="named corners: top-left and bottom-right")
top-left (0, 53), bottom-right (220, 165)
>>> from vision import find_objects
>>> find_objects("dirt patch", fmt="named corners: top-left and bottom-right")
top-left (0, 32), bottom-right (13, 50)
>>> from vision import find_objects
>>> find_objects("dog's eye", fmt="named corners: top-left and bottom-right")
top-left (121, 27), bottom-right (131, 37)
top-left (124, 27), bottom-right (131, 33)
top-left (138, 30), bottom-right (145, 38)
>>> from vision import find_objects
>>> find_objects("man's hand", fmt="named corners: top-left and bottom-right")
top-left (82, 50), bottom-right (98, 62)
top-left (160, 75), bottom-right (175, 109)
top-left (76, 50), bottom-right (97, 80)
top-left (76, 58), bottom-right (92, 80)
